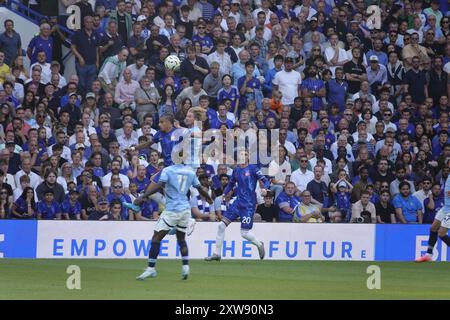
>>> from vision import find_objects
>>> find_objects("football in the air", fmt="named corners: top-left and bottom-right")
top-left (164, 55), bottom-right (181, 71)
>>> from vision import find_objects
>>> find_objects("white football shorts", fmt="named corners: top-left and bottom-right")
top-left (154, 209), bottom-right (191, 233)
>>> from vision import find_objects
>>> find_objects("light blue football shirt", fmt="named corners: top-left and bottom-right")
top-left (444, 177), bottom-right (450, 213)
top-left (159, 164), bottom-right (200, 212)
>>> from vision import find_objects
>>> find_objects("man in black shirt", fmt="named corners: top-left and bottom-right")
top-left (343, 47), bottom-right (367, 95)
top-left (375, 191), bottom-right (396, 223)
top-left (88, 197), bottom-right (114, 220)
top-left (403, 56), bottom-right (427, 105)
top-left (256, 192), bottom-right (278, 222)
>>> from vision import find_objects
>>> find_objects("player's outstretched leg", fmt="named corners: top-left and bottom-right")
top-left (438, 226), bottom-right (450, 247)
top-left (176, 230), bottom-right (190, 280)
top-left (137, 230), bottom-right (168, 280)
top-left (205, 221), bottom-right (227, 261)
top-left (241, 229), bottom-right (265, 260)
top-left (416, 217), bottom-right (442, 262)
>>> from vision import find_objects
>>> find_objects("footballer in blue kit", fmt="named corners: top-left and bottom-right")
top-left (135, 163), bottom-right (212, 280)
top-left (205, 150), bottom-right (269, 261)
top-left (150, 115), bottom-right (182, 166)
top-left (416, 160), bottom-right (450, 262)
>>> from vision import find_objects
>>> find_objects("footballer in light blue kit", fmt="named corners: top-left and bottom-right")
top-left (205, 150), bottom-right (270, 261)
top-left (135, 164), bottom-right (212, 280)
top-left (416, 160), bottom-right (450, 262)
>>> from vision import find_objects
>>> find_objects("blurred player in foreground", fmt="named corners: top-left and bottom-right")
top-left (205, 150), bottom-right (270, 261)
top-left (134, 162), bottom-right (212, 280)
top-left (416, 159), bottom-right (450, 262)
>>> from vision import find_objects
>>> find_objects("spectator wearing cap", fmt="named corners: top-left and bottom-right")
top-left (61, 188), bottom-right (82, 220)
top-left (88, 196), bottom-right (114, 220)
top-left (366, 55), bottom-right (388, 94)
top-left (366, 38), bottom-right (388, 67)
top-left (0, 19), bottom-right (22, 66)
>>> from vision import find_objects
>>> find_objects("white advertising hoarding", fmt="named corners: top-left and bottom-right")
top-left (37, 221), bottom-right (375, 260)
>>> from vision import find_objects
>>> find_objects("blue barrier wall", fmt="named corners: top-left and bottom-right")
top-left (375, 224), bottom-right (450, 262)
top-left (0, 221), bottom-right (448, 261)
top-left (0, 220), bottom-right (37, 258)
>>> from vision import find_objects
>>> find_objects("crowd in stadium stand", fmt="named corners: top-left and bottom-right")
top-left (0, 0), bottom-right (448, 223)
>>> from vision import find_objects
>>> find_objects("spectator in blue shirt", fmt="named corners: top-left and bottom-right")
top-left (326, 67), bottom-right (348, 112)
top-left (27, 22), bottom-right (53, 65)
top-left (301, 65), bottom-right (326, 112)
top-left (275, 182), bottom-right (301, 222)
top-left (0, 19), bottom-right (22, 66)
top-left (392, 181), bottom-right (423, 224)
top-left (238, 61), bottom-right (263, 110)
top-left (217, 74), bottom-right (240, 115)
top-left (61, 189), bottom-right (82, 220)
top-left (264, 54), bottom-right (283, 96)
top-left (37, 190), bottom-right (66, 220)
top-left (11, 187), bottom-right (36, 219)
top-left (134, 199), bottom-right (160, 221)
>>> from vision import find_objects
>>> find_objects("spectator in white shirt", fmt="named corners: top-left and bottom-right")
top-left (117, 121), bottom-right (139, 152)
top-left (290, 155), bottom-right (314, 192)
top-left (207, 39), bottom-right (232, 75)
top-left (102, 159), bottom-right (130, 194)
top-left (29, 50), bottom-right (51, 84)
top-left (14, 157), bottom-right (42, 189)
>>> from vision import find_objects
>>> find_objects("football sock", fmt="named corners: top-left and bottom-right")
top-left (178, 240), bottom-right (189, 266)
top-left (148, 241), bottom-right (160, 268)
top-left (241, 229), bottom-right (261, 247)
top-left (439, 235), bottom-right (450, 247)
top-left (215, 221), bottom-right (226, 256)
top-left (427, 231), bottom-right (438, 255)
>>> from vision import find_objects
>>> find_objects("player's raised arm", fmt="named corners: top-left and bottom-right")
top-left (134, 181), bottom-right (165, 206)
top-left (254, 165), bottom-right (270, 190)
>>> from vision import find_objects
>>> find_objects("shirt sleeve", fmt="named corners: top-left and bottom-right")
top-left (159, 168), bottom-right (168, 183)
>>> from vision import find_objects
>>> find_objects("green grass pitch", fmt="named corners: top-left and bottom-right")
top-left (0, 259), bottom-right (449, 299)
